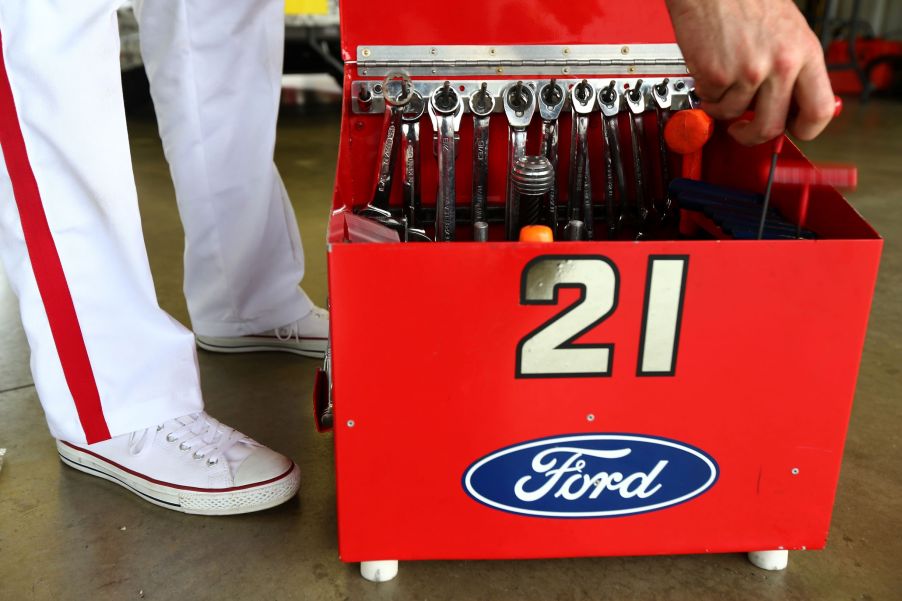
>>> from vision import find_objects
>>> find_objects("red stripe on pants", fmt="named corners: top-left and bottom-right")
top-left (0, 31), bottom-right (111, 443)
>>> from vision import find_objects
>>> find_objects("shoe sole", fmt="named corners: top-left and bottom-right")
top-left (195, 336), bottom-right (326, 359)
top-left (57, 441), bottom-right (301, 516)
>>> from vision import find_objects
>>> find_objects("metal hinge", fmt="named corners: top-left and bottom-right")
top-left (354, 44), bottom-right (688, 77)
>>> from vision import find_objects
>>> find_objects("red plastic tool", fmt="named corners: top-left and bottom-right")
top-left (663, 109), bottom-right (714, 180)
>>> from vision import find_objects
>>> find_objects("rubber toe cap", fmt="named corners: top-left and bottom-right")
top-left (234, 447), bottom-right (293, 487)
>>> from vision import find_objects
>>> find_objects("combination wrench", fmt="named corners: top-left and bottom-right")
top-left (567, 80), bottom-right (597, 240)
top-left (626, 80), bottom-right (651, 231)
top-left (428, 81), bottom-right (464, 242)
top-left (599, 80), bottom-right (628, 239)
top-left (400, 90), bottom-right (425, 229)
top-left (652, 78), bottom-right (674, 223)
top-left (469, 83), bottom-right (495, 238)
top-left (366, 77), bottom-right (408, 215)
top-left (538, 79), bottom-right (565, 232)
top-left (503, 81), bottom-right (537, 241)
top-left (358, 73), bottom-right (430, 241)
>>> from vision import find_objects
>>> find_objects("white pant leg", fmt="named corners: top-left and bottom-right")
top-left (133, 0), bottom-right (312, 338)
top-left (0, 2), bottom-right (203, 444)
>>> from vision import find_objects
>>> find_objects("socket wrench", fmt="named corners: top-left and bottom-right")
top-left (428, 81), bottom-right (464, 242)
top-left (511, 155), bottom-right (555, 231)
top-left (469, 83), bottom-right (495, 237)
top-left (503, 81), bottom-right (537, 241)
top-left (538, 79), bottom-right (565, 232)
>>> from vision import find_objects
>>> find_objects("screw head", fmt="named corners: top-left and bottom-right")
top-left (621, 45), bottom-right (630, 55)
top-left (361, 48), bottom-right (371, 58)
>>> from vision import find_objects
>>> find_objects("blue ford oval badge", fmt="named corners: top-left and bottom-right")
top-left (462, 434), bottom-right (718, 518)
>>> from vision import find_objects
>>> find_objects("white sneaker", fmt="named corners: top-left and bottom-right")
top-left (195, 306), bottom-right (329, 358)
top-left (57, 412), bottom-right (300, 515)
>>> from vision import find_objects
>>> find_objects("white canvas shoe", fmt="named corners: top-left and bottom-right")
top-left (57, 412), bottom-right (300, 515)
top-left (195, 306), bottom-right (329, 358)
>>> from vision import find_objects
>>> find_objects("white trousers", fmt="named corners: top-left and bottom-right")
top-left (0, 1), bottom-right (311, 444)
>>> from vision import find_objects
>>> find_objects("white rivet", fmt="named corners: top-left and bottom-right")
top-left (791, 468), bottom-right (800, 475)
top-left (586, 414), bottom-right (595, 422)
top-left (347, 420), bottom-right (356, 428)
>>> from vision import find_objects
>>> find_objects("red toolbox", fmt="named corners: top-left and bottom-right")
top-left (319, 0), bottom-right (882, 582)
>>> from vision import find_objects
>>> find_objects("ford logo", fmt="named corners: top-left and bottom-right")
top-left (462, 434), bottom-right (718, 518)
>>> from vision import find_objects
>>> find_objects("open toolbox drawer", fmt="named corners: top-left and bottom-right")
top-left (320, 0), bottom-right (883, 582)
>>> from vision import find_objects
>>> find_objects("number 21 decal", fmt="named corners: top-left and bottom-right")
top-left (516, 255), bottom-right (688, 379)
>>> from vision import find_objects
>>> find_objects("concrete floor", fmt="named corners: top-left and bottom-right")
top-left (1, 98), bottom-right (900, 600)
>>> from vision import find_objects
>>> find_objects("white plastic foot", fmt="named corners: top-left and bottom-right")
top-left (748, 550), bottom-right (789, 571)
top-left (360, 560), bottom-right (399, 582)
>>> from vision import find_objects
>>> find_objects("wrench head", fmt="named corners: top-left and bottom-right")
top-left (570, 80), bottom-right (597, 115)
top-left (427, 82), bottom-right (464, 130)
top-left (538, 80), bottom-right (565, 121)
top-left (503, 81), bottom-right (536, 127)
top-left (469, 83), bottom-right (496, 117)
top-left (626, 80), bottom-right (647, 114)
top-left (382, 71), bottom-right (414, 107)
top-left (652, 78), bottom-right (673, 109)
top-left (598, 81), bottom-right (622, 117)
top-left (401, 90), bottom-right (426, 122)
top-left (357, 206), bottom-right (433, 242)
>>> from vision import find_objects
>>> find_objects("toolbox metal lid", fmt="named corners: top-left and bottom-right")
top-left (338, 0), bottom-right (678, 62)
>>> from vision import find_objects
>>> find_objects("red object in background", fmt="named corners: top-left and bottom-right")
top-left (827, 39), bottom-right (902, 94)
top-left (325, 0), bottom-right (883, 570)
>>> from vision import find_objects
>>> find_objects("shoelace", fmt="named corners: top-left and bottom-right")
top-left (273, 309), bottom-right (324, 342)
top-left (127, 412), bottom-right (246, 466)
top-left (274, 321), bottom-right (302, 343)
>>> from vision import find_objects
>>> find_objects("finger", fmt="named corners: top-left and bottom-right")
top-left (692, 75), bottom-right (732, 105)
top-left (701, 81), bottom-right (758, 120)
top-left (787, 53), bottom-right (836, 141)
top-left (727, 75), bottom-right (794, 146)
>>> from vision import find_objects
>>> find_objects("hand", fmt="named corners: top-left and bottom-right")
top-left (665, 0), bottom-right (836, 145)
